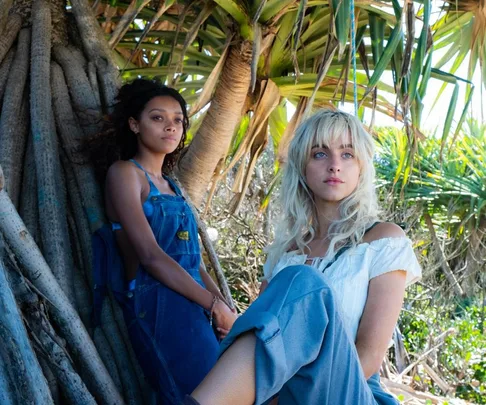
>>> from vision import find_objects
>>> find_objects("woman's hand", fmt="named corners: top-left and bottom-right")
top-left (213, 300), bottom-right (237, 338)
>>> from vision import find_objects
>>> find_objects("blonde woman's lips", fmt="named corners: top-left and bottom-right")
top-left (324, 177), bottom-right (344, 185)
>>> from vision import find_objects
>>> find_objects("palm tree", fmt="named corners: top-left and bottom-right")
top-left (106, 0), bottom-right (479, 207)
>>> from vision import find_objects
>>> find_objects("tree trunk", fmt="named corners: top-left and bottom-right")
top-left (0, 165), bottom-right (124, 404)
top-left (178, 40), bottom-right (252, 206)
top-left (4, 256), bottom-right (96, 405)
top-left (69, 0), bottom-right (121, 109)
top-left (0, 0), bottom-right (239, 402)
top-left (19, 134), bottom-right (41, 245)
top-left (0, 28), bottom-right (30, 208)
top-left (0, 47), bottom-right (15, 101)
top-left (31, 0), bottom-right (76, 303)
top-left (0, 239), bottom-right (53, 404)
top-left (0, 13), bottom-right (21, 63)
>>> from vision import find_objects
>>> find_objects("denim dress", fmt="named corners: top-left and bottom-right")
top-left (92, 159), bottom-right (219, 404)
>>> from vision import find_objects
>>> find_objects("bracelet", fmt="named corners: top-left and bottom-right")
top-left (209, 295), bottom-right (220, 326)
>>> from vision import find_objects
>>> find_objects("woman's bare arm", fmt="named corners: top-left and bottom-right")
top-left (355, 270), bottom-right (406, 378)
top-left (199, 262), bottom-right (225, 302)
top-left (355, 223), bottom-right (408, 378)
top-left (106, 162), bottom-right (215, 311)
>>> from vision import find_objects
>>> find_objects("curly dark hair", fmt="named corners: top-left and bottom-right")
top-left (86, 78), bottom-right (189, 182)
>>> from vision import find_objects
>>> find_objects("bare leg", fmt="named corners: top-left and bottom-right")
top-left (192, 333), bottom-right (256, 405)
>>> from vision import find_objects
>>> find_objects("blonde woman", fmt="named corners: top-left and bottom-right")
top-left (185, 110), bottom-right (421, 405)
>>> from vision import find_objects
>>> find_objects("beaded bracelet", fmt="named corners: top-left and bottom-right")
top-left (209, 295), bottom-right (220, 326)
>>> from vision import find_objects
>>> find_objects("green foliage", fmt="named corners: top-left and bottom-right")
top-left (375, 121), bottom-right (486, 402)
top-left (205, 144), bottom-right (279, 311)
top-left (399, 299), bottom-right (486, 402)
top-left (375, 122), bottom-right (486, 298)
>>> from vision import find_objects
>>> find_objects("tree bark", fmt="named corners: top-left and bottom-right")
top-left (4, 257), bottom-right (96, 405)
top-left (51, 60), bottom-right (105, 232)
top-left (0, 164), bottom-right (124, 404)
top-left (0, 0), bottom-right (15, 33)
top-left (0, 13), bottom-right (21, 64)
top-left (69, 0), bottom-right (121, 110)
top-left (38, 357), bottom-right (60, 404)
top-left (30, 0), bottom-right (76, 302)
top-left (0, 28), bottom-right (30, 207)
top-left (52, 45), bottom-right (103, 136)
top-left (0, 240), bottom-right (53, 404)
top-left (19, 134), bottom-right (41, 245)
top-left (93, 328), bottom-right (123, 394)
top-left (178, 40), bottom-right (252, 206)
top-left (0, 47), bottom-right (15, 101)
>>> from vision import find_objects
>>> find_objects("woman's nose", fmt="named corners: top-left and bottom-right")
top-left (164, 123), bottom-right (176, 132)
top-left (327, 156), bottom-right (341, 172)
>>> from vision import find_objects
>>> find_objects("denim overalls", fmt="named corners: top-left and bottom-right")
top-left (92, 159), bottom-right (219, 404)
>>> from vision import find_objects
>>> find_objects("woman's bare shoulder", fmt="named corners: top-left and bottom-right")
top-left (364, 222), bottom-right (406, 243)
top-left (106, 160), bottom-right (140, 185)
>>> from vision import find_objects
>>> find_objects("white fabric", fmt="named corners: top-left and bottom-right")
top-left (263, 237), bottom-right (422, 341)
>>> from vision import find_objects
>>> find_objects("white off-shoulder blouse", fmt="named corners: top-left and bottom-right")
top-left (263, 237), bottom-right (422, 341)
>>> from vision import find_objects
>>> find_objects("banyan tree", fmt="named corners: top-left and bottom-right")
top-left (0, 0), bottom-right (142, 402)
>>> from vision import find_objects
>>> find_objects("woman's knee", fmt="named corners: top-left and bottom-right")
top-left (271, 265), bottom-right (331, 294)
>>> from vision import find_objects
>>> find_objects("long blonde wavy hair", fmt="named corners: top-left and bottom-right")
top-left (265, 109), bottom-right (380, 275)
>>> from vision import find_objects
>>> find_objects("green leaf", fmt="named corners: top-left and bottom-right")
top-left (363, 21), bottom-right (403, 98)
top-left (418, 49), bottom-right (433, 101)
top-left (441, 83), bottom-right (459, 151)
top-left (331, 0), bottom-right (351, 58)
top-left (450, 84), bottom-right (475, 147)
top-left (212, 0), bottom-right (250, 36)
top-left (408, 0), bottom-right (431, 104)
top-left (369, 12), bottom-right (385, 65)
top-left (260, 0), bottom-right (295, 22)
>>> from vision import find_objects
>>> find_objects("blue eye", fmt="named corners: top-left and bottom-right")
top-left (343, 152), bottom-right (354, 159)
top-left (313, 151), bottom-right (327, 159)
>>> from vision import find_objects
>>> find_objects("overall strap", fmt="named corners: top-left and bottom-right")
top-left (129, 159), bottom-right (158, 193)
top-left (166, 176), bottom-right (183, 197)
top-left (322, 221), bottom-right (382, 273)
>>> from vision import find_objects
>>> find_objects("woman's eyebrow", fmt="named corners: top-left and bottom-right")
top-left (148, 108), bottom-right (183, 114)
top-left (311, 144), bottom-right (353, 149)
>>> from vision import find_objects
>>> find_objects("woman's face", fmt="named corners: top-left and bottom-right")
top-left (129, 95), bottom-right (184, 155)
top-left (304, 133), bottom-right (361, 204)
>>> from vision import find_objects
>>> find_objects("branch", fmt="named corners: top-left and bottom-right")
top-left (399, 328), bottom-right (455, 377)
top-left (424, 213), bottom-right (465, 297)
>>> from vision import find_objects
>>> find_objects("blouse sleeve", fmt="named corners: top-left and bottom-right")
top-left (368, 237), bottom-right (422, 287)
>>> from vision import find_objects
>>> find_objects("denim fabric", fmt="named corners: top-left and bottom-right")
top-left (92, 160), bottom-right (219, 404)
top-left (220, 265), bottom-right (399, 405)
